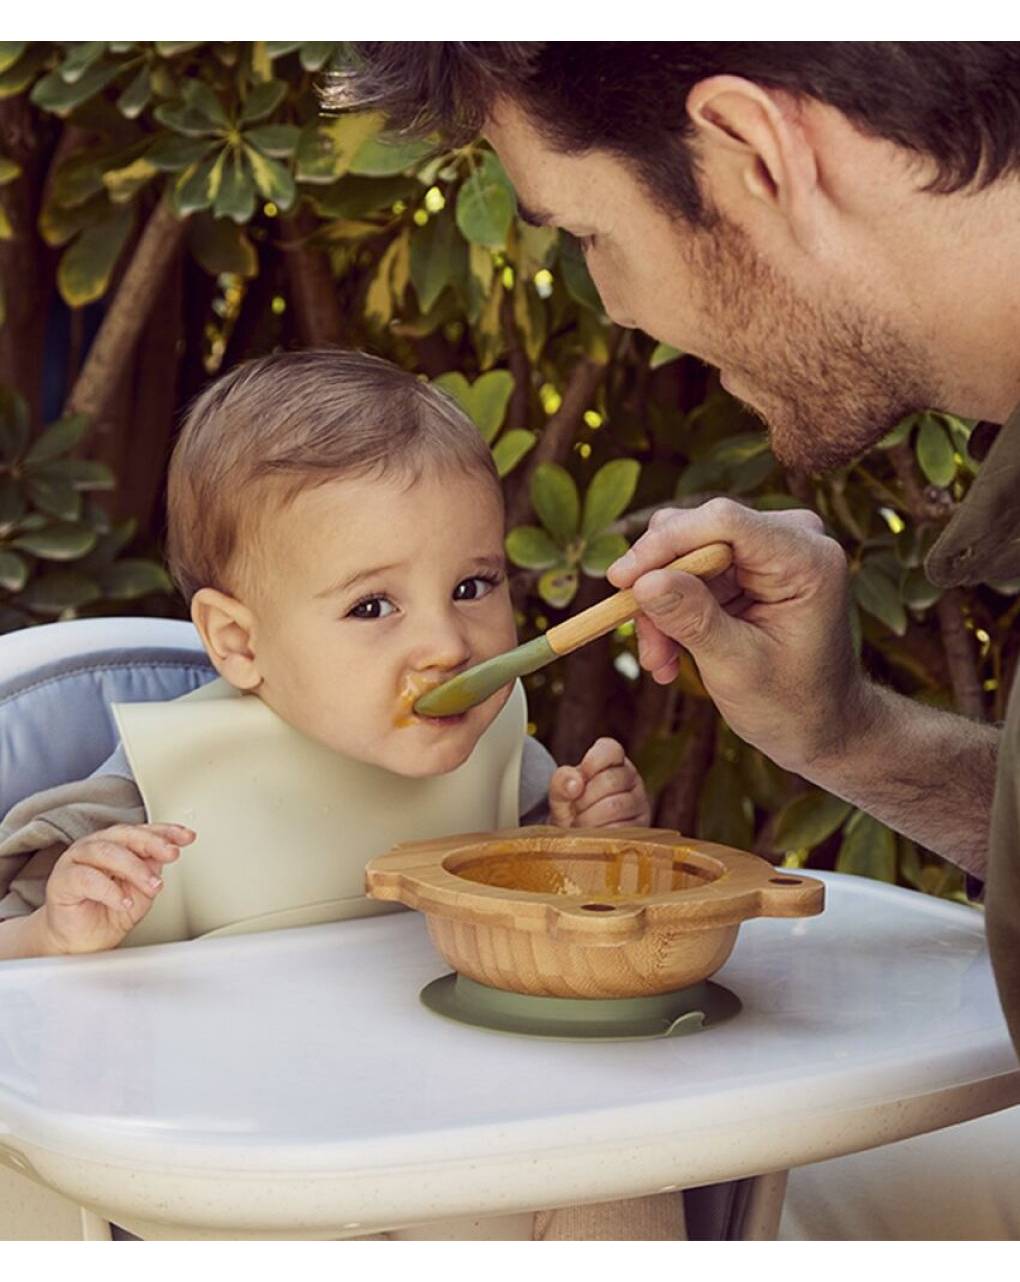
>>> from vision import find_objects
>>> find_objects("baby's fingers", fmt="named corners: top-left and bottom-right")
top-left (60, 862), bottom-right (136, 914)
top-left (67, 840), bottom-right (165, 902)
top-left (579, 737), bottom-right (627, 779)
top-left (548, 765), bottom-right (584, 827)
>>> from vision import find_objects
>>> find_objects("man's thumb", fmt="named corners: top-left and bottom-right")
top-left (632, 569), bottom-right (727, 653)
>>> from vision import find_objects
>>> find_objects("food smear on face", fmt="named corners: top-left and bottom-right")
top-left (395, 671), bottom-right (445, 727)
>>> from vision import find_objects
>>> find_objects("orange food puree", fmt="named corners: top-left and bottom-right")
top-left (394, 672), bottom-right (442, 727)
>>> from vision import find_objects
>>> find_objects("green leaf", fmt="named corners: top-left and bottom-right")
top-left (309, 174), bottom-right (419, 220)
top-left (58, 203), bottom-right (134, 306)
top-left (492, 428), bottom-right (536, 478)
top-left (877, 412), bottom-right (919, 450)
top-left (24, 474), bottom-right (81, 521)
top-left (24, 412), bottom-right (89, 464)
top-left (30, 60), bottom-right (121, 117)
top-left (295, 113), bottom-right (382, 185)
top-left (59, 43), bottom-right (106, 84)
top-left (434, 369), bottom-right (514, 444)
top-left (20, 569), bottom-right (102, 613)
top-left (581, 459), bottom-right (640, 540)
top-left (531, 462), bottom-right (580, 547)
top-left (117, 66), bottom-right (151, 119)
top-left (38, 191), bottom-right (108, 248)
top-left (148, 134), bottom-right (217, 172)
top-left (153, 102), bottom-right (219, 138)
top-left (103, 156), bottom-right (158, 204)
top-left (0, 386), bottom-right (30, 459)
top-left (0, 45), bottom-right (49, 99)
top-left (188, 212), bottom-right (258, 278)
top-left (298, 42), bottom-right (337, 72)
top-left (538, 566), bottom-right (579, 609)
top-left (650, 342), bottom-right (682, 370)
top-left (456, 152), bottom-right (516, 249)
top-left (243, 124), bottom-right (300, 158)
top-left (581, 532), bottom-right (630, 577)
top-left (181, 78), bottom-right (230, 129)
top-left (173, 150), bottom-right (222, 216)
top-left (410, 212), bottom-right (457, 313)
top-left (853, 560), bottom-right (908, 637)
top-left (697, 758), bottom-right (754, 848)
top-left (0, 549), bottom-right (27, 592)
top-left (505, 525), bottom-right (562, 570)
top-left (0, 475), bottom-right (26, 527)
top-left (98, 558), bottom-right (173, 599)
top-left (31, 458), bottom-right (114, 491)
top-left (10, 522), bottom-right (98, 561)
top-left (0, 44), bottom-right (26, 75)
top-left (558, 235), bottom-right (603, 314)
top-left (243, 143), bottom-right (295, 210)
top-left (836, 810), bottom-right (897, 883)
top-left (154, 42), bottom-right (203, 58)
top-left (239, 79), bottom-right (287, 125)
top-left (349, 132), bottom-right (434, 177)
top-left (772, 790), bottom-right (852, 852)
top-left (901, 565), bottom-right (942, 611)
top-left (265, 42), bottom-right (303, 60)
top-left (0, 155), bottom-right (20, 185)
top-left (916, 412), bottom-right (956, 487)
top-left (213, 149), bottom-right (257, 224)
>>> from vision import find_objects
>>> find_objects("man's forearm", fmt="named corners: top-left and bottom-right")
top-left (799, 682), bottom-right (999, 878)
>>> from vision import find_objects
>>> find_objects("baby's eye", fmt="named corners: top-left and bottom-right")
top-left (454, 575), bottom-right (498, 602)
top-left (348, 596), bottom-right (396, 620)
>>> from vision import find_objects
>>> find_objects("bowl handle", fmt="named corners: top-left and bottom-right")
top-left (755, 874), bottom-right (825, 918)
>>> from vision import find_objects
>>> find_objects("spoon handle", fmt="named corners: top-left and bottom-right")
top-left (545, 542), bottom-right (732, 657)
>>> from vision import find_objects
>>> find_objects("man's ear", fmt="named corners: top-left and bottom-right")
top-left (686, 74), bottom-right (818, 222)
top-left (190, 587), bottom-right (262, 691)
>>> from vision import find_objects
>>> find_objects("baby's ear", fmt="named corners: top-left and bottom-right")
top-left (190, 588), bottom-right (262, 691)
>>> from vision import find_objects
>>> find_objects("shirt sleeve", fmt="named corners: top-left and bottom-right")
top-left (0, 773), bottom-right (146, 921)
top-left (519, 734), bottom-right (556, 825)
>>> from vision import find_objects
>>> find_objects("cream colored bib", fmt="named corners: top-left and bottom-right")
top-left (113, 679), bottom-right (526, 947)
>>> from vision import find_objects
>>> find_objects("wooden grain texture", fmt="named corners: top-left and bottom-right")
top-left (545, 542), bottom-right (732, 657)
top-left (365, 825), bottom-right (824, 998)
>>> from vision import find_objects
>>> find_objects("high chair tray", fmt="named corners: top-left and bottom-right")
top-left (0, 872), bottom-right (1017, 1240)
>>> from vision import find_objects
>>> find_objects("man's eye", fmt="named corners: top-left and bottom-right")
top-left (453, 575), bottom-right (498, 602)
top-left (348, 596), bottom-right (395, 620)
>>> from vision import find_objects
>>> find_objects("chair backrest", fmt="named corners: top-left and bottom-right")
top-left (0, 617), bottom-right (216, 817)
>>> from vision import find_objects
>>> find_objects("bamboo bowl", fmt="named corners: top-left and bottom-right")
top-left (365, 825), bottom-right (825, 999)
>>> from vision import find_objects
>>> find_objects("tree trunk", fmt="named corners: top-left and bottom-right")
top-left (279, 204), bottom-right (344, 347)
top-left (654, 700), bottom-right (717, 834)
top-left (549, 575), bottom-right (615, 766)
top-left (65, 198), bottom-right (190, 423)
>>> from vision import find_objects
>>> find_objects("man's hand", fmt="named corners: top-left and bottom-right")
top-left (35, 823), bottom-right (196, 955)
top-left (608, 498), bottom-right (870, 775)
top-left (548, 737), bottom-right (651, 829)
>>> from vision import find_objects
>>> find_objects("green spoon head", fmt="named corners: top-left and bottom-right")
top-left (413, 635), bottom-right (555, 717)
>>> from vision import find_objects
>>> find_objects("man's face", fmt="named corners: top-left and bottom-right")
top-left (486, 99), bottom-right (937, 472)
top-left (241, 467), bottom-right (517, 777)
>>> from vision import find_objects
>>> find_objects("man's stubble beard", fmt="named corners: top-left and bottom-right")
top-left (688, 213), bottom-right (938, 473)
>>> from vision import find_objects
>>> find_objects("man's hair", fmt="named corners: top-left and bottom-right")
top-left (327, 42), bottom-right (1020, 223)
top-left (166, 348), bottom-right (500, 604)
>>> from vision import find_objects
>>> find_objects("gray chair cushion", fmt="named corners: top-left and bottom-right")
top-left (0, 618), bottom-right (216, 817)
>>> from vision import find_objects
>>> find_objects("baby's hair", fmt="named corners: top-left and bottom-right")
top-left (166, 348), bottom-right (501, 604)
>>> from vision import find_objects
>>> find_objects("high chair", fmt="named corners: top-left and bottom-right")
top-left (3, 618), bottom-right (1019, 1241)
top-left (0, 616), bottom-right (214, 1239)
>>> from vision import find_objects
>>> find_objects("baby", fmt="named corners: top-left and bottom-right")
top-left (0, 349), bottom-right (650, 960)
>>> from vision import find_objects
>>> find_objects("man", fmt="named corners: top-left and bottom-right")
top-left (332, 44), bottom-right (1020, 1064)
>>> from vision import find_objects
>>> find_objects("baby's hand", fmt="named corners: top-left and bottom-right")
top-left (548, 737), bottom-right (651, 829)
top-left (37, 823), bottom-right (195, 955)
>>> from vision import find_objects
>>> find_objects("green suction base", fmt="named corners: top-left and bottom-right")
top-left (420, 973), bottom-right (742, 1041)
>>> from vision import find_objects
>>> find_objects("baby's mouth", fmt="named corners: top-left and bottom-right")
top-left (395, 672), bottom-right (464, 728)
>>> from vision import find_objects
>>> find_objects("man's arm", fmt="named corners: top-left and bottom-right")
top-left (608, 499), bottom-right (997, 877)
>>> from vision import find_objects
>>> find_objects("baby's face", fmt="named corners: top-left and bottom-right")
top-left (242, 467), bottom-right (517, 777)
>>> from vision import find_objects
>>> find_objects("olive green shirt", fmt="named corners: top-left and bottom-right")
top-left (927, 403), bottom-right (1020, 1057)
